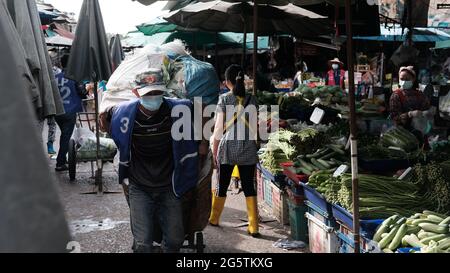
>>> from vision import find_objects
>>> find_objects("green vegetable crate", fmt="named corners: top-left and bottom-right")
top-left (288, 199), bottom-right (308, 242)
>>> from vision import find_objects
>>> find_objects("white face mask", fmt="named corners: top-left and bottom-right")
top-left (400, 80), bottom-right (414, 90)
top-left (332, 64), bottom-right (339, 70)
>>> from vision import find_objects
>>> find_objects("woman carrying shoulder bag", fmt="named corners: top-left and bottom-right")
top-left (210, 64), bottom-right (260, 237)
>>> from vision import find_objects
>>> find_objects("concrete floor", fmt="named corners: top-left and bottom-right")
top-left (44, 123), bottom-right (308, 253)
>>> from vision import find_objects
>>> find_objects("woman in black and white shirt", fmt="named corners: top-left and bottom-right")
top-left (210, 65), bottom-right (260, 237)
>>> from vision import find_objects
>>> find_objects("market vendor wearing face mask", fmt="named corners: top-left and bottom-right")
top-left (102, 68), bottom-right (199, 253)
top-left (326, 58), bottom-right (346, 89)
top-left (389, 66), bottom-right (433, 137)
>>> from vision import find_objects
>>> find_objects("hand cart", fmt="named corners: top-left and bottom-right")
top-left (152, 153), bottom-right (213, 253)
top-left (68, 98), bottom-right (117, 182)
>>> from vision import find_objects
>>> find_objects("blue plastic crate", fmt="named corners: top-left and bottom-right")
top-left (301, 183), bottom-right (333, 215)
top-left (396, 247), bottom-right (421, 253)
top-left (332, 204), bottom-right (384, 239)
top-left (336, 231), bottom-right (356, 253)
top-left (336, 231), bottom-right (381, 253)
top-left (305, 200), bottom-right (335, 228)
top-left (257, 164), bottom-right (286, 185)
top-left (286, 179), bottom-right (304, 195)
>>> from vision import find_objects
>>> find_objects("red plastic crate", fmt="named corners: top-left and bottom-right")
top-left (280, 162), bottom-right (309, 184)
top-left (286, 187), bottom-right (305, 206)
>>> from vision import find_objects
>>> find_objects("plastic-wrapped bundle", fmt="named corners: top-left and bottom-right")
top-left (100, 39), bottom-right (219, 113)
top-left (100, 40), bottom-right (189, 113)
top-left (73, 128), bottom-right (117, 160)
top-left (167, 55), bottom-right (220, 105)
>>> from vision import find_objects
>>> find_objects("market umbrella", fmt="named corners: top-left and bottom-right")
top-left (65, 0), bottom-right (113, 193)
top-left (165, 0), bottom-right (330, 93)
top-left (5, 0), bottom-right (65, 119)
top-left (0, 1), bottom-right (71, 252)
top-left (45, 35), bottom-right (73, 47)
top-left (122, 31), bottom-right (171, 48)
top-left (165, 1), bottom-right (329, 37)
top-left (165, 31), bottom-right (238, 47)
top-left (0, 0), bottom-right (40, 113)
top-left (133, 0), bottom-right (350, 9)
top-left (435, 39), bottom-right (450, 49)
top-left (66, 0), bottom-right (112, 83)
top-left (109, 34), bottom-right (125, 72)
top-left (137, 17), bottom-right (181, 36)
top-left (354, 24), bottom-right (450, 42)
top-left (133, 0), bottom-right (198, 10)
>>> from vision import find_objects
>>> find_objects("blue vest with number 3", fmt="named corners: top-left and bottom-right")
top-left (110, 98), bottom-right (199, 198)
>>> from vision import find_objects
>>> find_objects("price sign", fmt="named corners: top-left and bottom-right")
top-left (333, 165), bottom-right (349, 177)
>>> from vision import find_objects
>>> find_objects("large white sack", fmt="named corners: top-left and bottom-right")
top-left (100, 40), bottom-right (188, 113)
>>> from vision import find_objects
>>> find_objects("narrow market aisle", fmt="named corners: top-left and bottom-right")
top-left (203, 186), bottom-right (307, 253)
top-left (44, 125), bottom-right (307, 253)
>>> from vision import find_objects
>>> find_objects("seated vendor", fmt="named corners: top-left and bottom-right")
top-left (389, 66), bottom-right (432, 140)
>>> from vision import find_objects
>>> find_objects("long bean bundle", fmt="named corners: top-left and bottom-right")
top-left (308, 171), bottom-right (434, 219)
top-left (411, 161), bottom-right (450, 214)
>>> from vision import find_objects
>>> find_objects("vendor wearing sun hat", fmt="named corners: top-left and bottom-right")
top-left (104, 68), bottom-right (199, 253)
top-left (326, 57), bottom-right (346, 89)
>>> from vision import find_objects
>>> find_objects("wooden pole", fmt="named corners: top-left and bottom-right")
top-left (242, 16), bottom-right (247, 70)
top-left (406, 0), bottom-right (413, 46)
top-left (345, 0), bottom-right (360, 253)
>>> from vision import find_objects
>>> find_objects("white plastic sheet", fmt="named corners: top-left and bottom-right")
top-left (100, 41), bottom-right (189, 113)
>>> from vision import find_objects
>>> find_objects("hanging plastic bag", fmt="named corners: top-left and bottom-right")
top-left (439, 90), bottom-right (450, 120)
top-left (411, 107), bottom-right (436, 135)
top-left (411, 116), bottom-right (432, 135)
top-left (72, 127), bottom-right (117, 159)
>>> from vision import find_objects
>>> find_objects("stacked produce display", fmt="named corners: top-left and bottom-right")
top-left (296, 85), bottom-right (348, 105)
top-left (255, 85), bottom-right (450, 253)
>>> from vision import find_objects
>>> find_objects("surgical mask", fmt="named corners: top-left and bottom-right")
top-left (332, 64), bottom-right (339, 70)
top-left (400, 80), bottom-right (414, 90)
top-left (140, 95), bottom-right (163, 111)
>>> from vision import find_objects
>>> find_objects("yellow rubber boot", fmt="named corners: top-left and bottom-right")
top-left (231, 165), bottom-right (240, 179)
top-left (209, 192), bottom-right (226, 226)
top-left (245, 196), bottom-right (260, 237)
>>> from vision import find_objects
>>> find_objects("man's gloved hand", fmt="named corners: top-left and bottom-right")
top-left (408, 110), bottom-right (423, 118)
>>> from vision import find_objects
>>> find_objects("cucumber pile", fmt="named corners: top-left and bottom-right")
top-left (293, 144), bottom-right (347, 175)
top-left (373, 211), bottom-right (450, 253)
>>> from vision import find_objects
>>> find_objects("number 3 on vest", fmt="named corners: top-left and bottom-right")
top-left (120, 117), bottom-right (130, 133)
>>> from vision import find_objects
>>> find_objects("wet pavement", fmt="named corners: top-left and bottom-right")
top-left (44, 124), bottom-right (307, 253)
